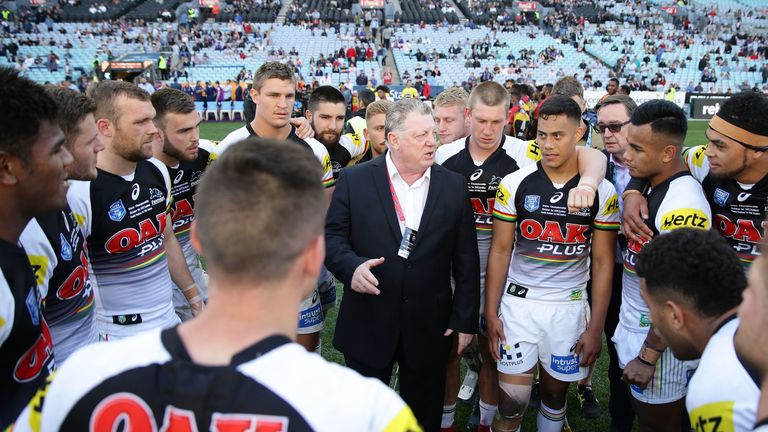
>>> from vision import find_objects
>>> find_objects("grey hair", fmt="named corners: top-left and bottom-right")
top-left (385, 98), bottom-right (433, 140)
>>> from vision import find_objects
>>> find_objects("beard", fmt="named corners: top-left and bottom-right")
top-left (114, 130), bottom-right (151, 163)
top-left (311, 121), bottom-right (342, 148)
top-left (163, 135), bottom-right (197, 163)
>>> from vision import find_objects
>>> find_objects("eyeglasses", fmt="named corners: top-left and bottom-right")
top-left (593, 120), bottom-right (631, 134)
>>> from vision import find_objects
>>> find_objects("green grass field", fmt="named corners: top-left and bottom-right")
top-left (198, 120), bottom-right (710, 431)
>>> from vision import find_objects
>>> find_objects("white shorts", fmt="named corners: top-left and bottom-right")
top-left (497, 294), bottom-right (590, 382)
top-left (98, 302), bottom-right (180, 341)
top-left (297, 271), bottom-right (327, 334)
top-left (612, 324), bottom-right (698, 404)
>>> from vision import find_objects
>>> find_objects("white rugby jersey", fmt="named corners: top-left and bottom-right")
top-left (687, 316), bottom-right (760, 432)
top-left (218, 124), bottom-right (335, 188)
top-left (14, 328), bottom-right (422, 432)
top-left (492, 162), bottom-right (619, 301)
top-left (683, 144), bottom-right (768, 270)
top-left (620, 172), bottom-right (712, 333)
top-left (67, 159), bottom-right (174, 319)
top-left (327, 132), bottom-right (369, 179)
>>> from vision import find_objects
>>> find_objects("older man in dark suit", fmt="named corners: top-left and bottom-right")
top-left (325, 98), bottom-right (480, 431)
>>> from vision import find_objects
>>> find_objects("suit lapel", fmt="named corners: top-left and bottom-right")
top-left (371, 158), bottom-right (403, 243)
top-left (413, 165), bottom-right (442, 249)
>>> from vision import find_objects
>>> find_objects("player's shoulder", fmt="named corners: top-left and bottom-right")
top-left (503, 160), bottom-right (538, 187)
top-left (339, 132), bottom-right (367, 157)
top-left (435, 138), bottom-right (466, 165)
top-left (218, 125), bottom-right (250, 153)
top-left (302, 136), bottom-right (329, 156)
top-left (666, 173), bottom-right (709, 205)
top-left (503, 136), bottom-right (541, 164)
top-left (597, 178), bottom-right (618, 197)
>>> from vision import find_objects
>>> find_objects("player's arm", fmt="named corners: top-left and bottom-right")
top-left (570, 146), bottom-right (607, 211)
top-left (577, 227), bottom-right (615, 366)
top-left (622, 324), bottom-right (667, 389)
top-left (162, 216), bottom-right (203, 315)
top-left (486, 180), bottom-right (517, 361)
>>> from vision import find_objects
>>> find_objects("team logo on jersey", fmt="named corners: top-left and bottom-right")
top-left (550, 192), bottom-right (564, 204)
top-left (639, 313), bottom-right (651, 328)
top-left (59, 233), bottom-right (73, 261)
top-left (470, 169), bottom-right (483, 181)
top-left (714, 188), bottom-right (730, 207)
top-left (149, 188), bottom-right (164, 205)
top-left (604, 195), bottom-right (619, 216)
top-left (691, 145), bottom-right (707, 168)
top-left (524, 195), bottom-right (540, 212)
top-left (190, 171), bottom-right (203, 185)
top-left (108, 200), bottom-right (127, 222)
top-left (488, 175), bottom-right (503, 190)
top-left (131, 184), bottom-right (140, 201)
top-left (173, 170), bottom-right (185, 184)
top-left (737, 192), bottom-right (751, 202)
top-left (496, 183), bottom-right (511, 206)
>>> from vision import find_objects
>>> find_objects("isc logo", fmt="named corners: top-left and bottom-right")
top-left (660, 208), bottom-right (709, 231)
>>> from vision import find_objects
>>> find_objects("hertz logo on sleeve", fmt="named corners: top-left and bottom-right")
top-left (526, 140), bottom-right (541, 161)
top-left (660, 208), bottom-right (710, 231)
top-left (27, 255), bottom-right (49, 287)
top-left (691, 145), bottom-right (707, 168)
top-left (689, 401), bottom-right (735, 432)
top-left (496, 183), bottom-right (511, 207)
top-left (603, 195), bottom-right (619, 216)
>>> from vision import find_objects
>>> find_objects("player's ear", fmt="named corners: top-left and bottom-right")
top-left (666, 300), bottom-right (685, 330)
top-left (96, 118), bottom-right (113, 139)
top-left (661, 144), bottom-right (677, 163)
top-left (0, 151), bottom-right (19, 186)
top-left (362, 127), bottom-right (369, 142)
top-left (305, 110), bottom-right (313, 122)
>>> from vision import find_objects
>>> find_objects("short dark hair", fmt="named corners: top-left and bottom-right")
top-left (375, 85), bottom-right (390, 93)
top-left (717, 91), bottom-right (768, 137)
top-left (46, 86), bottom-right (96, 150)
top-left (358, 89), bottom-right (375, 108)
top-left (609, 78), bottom-right (620, 85)
top-left (253, 62), bottom-right (295, 91)
top-left (151, 88), bottom-right (195, 127)
top-left (552, 76), bottom-right (584, 99)
top-left (0, 68), bottom-right (58, 162)
top-left (307, 85), bottom-right (346, 112)
top-left (195, 138), bottom-right (325, 281)
top-left (91, 80), bottom-right (150, 124)
top-left (630, 99), bottom-right (687, 144)
top-left (620, 84), bottom-right (632, 95)
top-left (538, 94), bottom-right (582, 123)
top-left (636, 228), bottom-right (746, 318)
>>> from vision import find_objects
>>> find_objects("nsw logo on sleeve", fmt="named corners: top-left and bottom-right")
top-left (714, 188), bottom-right (730, 207)
top-left (524, 195), bottom-right (540, 212)
top-left (108, 200), bottom-right (127, 222)
top-left (59, 233), bottom-right (72, 261)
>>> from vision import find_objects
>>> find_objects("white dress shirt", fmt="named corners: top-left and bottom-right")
top-left (385, 152), bottom-right (431, 234)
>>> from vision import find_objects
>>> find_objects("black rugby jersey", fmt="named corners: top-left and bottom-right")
top-left (684, 145), bottom-right (767, 268)
top-left (0, 239), bottom-right (55, 429)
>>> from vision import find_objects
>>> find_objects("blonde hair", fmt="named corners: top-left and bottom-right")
top-left (366, 99), bottom-right (394, 122)
top-left (433, 86), bottom-right (469, 109)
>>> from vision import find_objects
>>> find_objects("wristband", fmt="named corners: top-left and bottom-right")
top-left (183, 283), bottom-right (198, 293)
top-left (622, 189), bottom-right (643, 201)
top-left (188, 295), bottom-right (203, 306)
top-left (643, 341), bottom-right (664, 353)
top-left (636, 356), bottom-right (655, 367)
top-left (639, 345), bottom-right (662, 365)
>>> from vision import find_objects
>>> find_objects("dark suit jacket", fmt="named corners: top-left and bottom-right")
top-left (325, 156), bottom-right (480, 369)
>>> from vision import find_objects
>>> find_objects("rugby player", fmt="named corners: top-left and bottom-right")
top-left (435, 83), bottom-right (609, 432)
top-left (622, 91), bottom-right (768, 270)
top-left (592, 94), bottom-right (638, 428)
top-left (0, 68), bottom-right (71, 428)
top-left (305, 85), bottom-right (368, 180)
top-left (616, 100), bottom-right (712, 432)
top-left (19, 88), bottom-right (104, 363)
top-left (364, 99), bottom-right (394, 159)
top-left (218, 62), bottom-right (335, 353)
top-left (67, 81), bottom-right (203, 341)
top-left (486, 95), bottom-right (619, 432)
top-left (14, 138), bottom-right (423, 432)
top-left (150, 88), bottom-right (218, 321)
top-left (434, 86), bottom-right (470, 145)
top-left (637, 229), bottom-right (757, 432)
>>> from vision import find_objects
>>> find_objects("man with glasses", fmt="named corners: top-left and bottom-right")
top-left (592, 94), bottom-right (638, 432)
